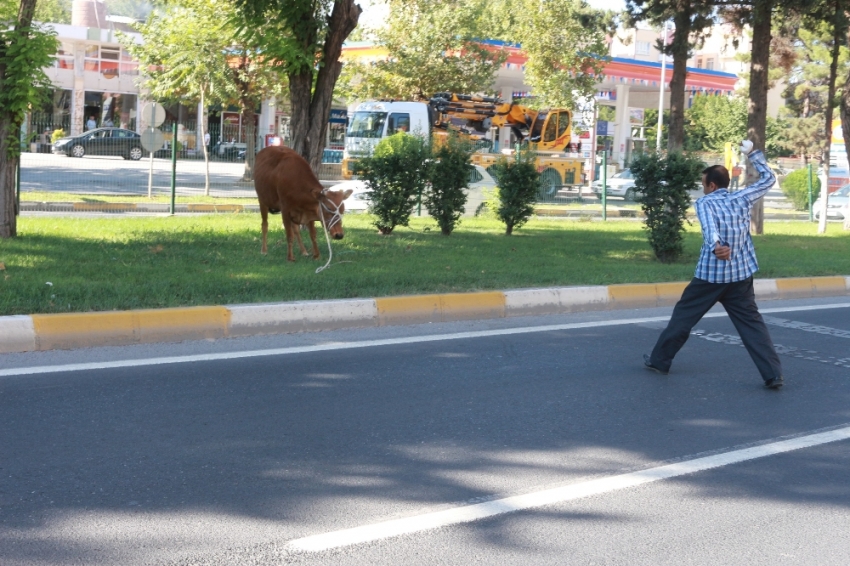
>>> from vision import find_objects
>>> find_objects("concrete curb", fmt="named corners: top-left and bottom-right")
top-left (20, 201), bottom-right (810, 220)
top-left (1, 276), bottom-right (848, 354)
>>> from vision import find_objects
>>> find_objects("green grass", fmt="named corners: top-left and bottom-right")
top-left (1, 214), bottom-right (848, 316)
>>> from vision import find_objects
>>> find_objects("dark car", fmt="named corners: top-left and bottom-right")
top-left (52, 127), bottom-right (145, 160)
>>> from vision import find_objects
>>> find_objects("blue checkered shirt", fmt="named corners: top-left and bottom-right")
top-left (694, 150), bottom-right (775, 283)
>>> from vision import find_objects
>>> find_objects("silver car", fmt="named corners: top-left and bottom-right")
top-left (591, 169), bottom-right (637, 201)
top-left (814, 183), bottom-right (850, 219)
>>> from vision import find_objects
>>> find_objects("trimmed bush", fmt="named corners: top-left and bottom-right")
top-left (50, 129), bottom-right (65, 143)
top-left (490, 149), bottom-right (541, 235)
top-left (780, 168), bottom-right (820, 211)
top-left (355, 132), bottom-right (431, 235)
top-left (631, 151), bottom-right (704, 263)
top-left (424, 134), bottom-right (473, 235)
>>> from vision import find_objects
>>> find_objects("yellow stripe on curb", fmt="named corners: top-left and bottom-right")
top-left (72, 202), bottom-right (137, 211)
top-left (811, 276), bottom-right (848, 296)
top-left (654, 282), bottom-right (688, 305)
top-left (31, 307), bottom-right (230, 350)
top-left (607, 283), bottom-right (661, 308)
top-left (376, 292), bottom-right (505, 325)
top-left (186, 204), bottom-right (244, 213)
top-left (439, 292), bottom-right (506, 322)
top-left (774, 277), bottom-right (816, 299)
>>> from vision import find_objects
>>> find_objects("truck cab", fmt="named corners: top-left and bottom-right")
top-left (343, 101), bottom-right (431, 178)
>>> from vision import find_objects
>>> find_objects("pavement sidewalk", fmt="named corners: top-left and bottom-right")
top-left (2, 276), bottom-right (848, 354)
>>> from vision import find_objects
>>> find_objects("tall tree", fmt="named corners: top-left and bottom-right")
top-left (511, 0), bottom-right (610, 109)
top-left (124, 0), bottom-right (287, 184)
top-left (233, 0), bottom-right (361, 173)
top-left (339, 0), bottom-right (507, 102)
top-left (0, 0), bottom-right (58, 238)
top-left (802, 0), bottom-right (850, 234)
top-left (720, 0), bottom-right (805, 234)
top-left (626, 0), bottom-right (714, 152)
top-left (123, 0), bottom-right (235, 193)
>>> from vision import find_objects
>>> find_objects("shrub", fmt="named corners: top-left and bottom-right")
top-left (490, 149), bottom-right (541, 235)
top-left (424, 134), bottom-right (473, 235)
top-left (780, 168), bottom-right (821, 210)
top-left (355, 132), bottom-right (431, 234)
top-left (51, 129), bottom-right (65, 143)
top-left (631, 151), bottom-right (703, 263)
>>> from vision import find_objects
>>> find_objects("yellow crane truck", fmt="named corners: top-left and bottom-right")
top-left (342, 93), bottom-right (584, 195)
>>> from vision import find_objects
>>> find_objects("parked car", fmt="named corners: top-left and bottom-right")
top-left (212, 141), bottom-right (246, 160)
top-left (592, 168), bottom-right (703, 202)
top-left (331, 164), bottom-right (497, 215)
top-left (591, 169), bottom-right (637, 201)
top-left (52, 127), bottom-right (145, 160)
top-left (813, 183), bottom-right (850, 220)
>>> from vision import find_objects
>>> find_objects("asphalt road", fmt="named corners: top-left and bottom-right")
top-left (20, 153), bottom-right (257, 197)
top-left (2, 297), bottom-right (849, 565)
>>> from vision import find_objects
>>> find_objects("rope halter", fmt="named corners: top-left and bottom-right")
top-left (315, 190), bottom-right (343, 274)
top-left (319, 191), bottom-right (344, 232)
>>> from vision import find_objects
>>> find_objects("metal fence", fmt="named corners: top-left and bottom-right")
top-left (18, 117), bottom-right (345, 207)
top-left (18, 123), bottom-right (798, 214)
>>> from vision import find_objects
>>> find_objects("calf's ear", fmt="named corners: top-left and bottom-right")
top-left (342, 189), bottom-right (354, 200)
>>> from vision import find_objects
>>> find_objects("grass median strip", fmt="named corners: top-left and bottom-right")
top-left (1, 215), bottom-right (848, 316)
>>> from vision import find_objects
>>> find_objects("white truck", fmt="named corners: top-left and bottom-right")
top-left (342, 95), bottom-right (584, 196)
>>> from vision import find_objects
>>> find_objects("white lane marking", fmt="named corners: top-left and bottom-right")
top-left (690, 329), bottom-right (850, 368)
top-left (2, 302), bottom-right (849, 378)
top-left (763, 316), bottom-right (850, 339)
top-left (289, 425), bottom-right (850, 552)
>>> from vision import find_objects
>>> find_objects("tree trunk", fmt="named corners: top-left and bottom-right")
top-left (242, 104), bottom-right (257, 182)
top-left (0, 133), bottom-right (18, 239)
top-left (667, 9), bottom-right (691, 153)
top-left (0, 0), bottom-right (39, 238)
top-left (840, 48), bottom-right (850, 230)
top-left (747, 0), bottom-right (772, 235)
top-left (200, 88), bottom-right (210, 196)
top-left (288, 0), bottom-right (361, 174)
top-left (819, 3), bottom-right (842, 235)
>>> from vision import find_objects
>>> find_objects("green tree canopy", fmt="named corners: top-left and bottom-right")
top-left (233, 0), bottom-right (361, 171)
top-left (340, 0), bottom-right (506, 101)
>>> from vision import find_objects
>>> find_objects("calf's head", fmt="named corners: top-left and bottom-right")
top-left (318, 188), bottom-right (353, 240)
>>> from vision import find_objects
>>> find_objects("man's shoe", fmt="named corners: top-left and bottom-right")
top-left (764, 376), bottom-right (784, 389)
top-left (643, 354), bottom-right (669, 375)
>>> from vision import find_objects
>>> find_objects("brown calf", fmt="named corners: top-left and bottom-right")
top-left (253, 146), bottom-right (352, 261)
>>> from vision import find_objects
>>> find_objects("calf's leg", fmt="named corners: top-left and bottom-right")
top-left (307, 222), bottom-right (321, 259)
top-left (294, 224), bottom-right (310, 257)
top-left (259, 204), bottom-right (269, 254)
top-left (281, 215), bottom-right (296, 262)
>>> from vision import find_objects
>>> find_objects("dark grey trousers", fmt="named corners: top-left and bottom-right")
top-left (648, 276), bottom-right (783, 382)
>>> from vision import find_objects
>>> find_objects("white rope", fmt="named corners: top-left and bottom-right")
top-left (315, 194), bottom-right (342, 274)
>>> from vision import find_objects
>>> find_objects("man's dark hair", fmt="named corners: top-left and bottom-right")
top-left (702, 165), bottom-right (730, 189)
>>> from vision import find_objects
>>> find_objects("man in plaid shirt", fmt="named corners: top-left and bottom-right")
top-left (644, 140), bottom-right (784, 389)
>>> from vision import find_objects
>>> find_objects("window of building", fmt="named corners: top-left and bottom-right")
top-left (706, 58), bottom-right (715, 70)
top-left (120, 48), bottom-right (139, 76)
top-left (79, 44), bottom-right (139, 77)
top-left (84, 45), bottom-right (99, 71)
top-left (55, 42), bottom-right (75, 70)
top-left (696, 58), bottom-right (703, 69)
top-left (636, 41), bottom-right (651, 55)
top-left (101, 46), bottom-right (119, 78)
